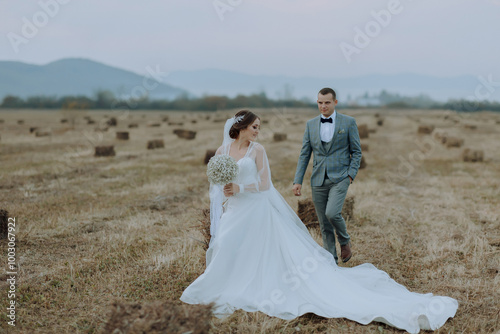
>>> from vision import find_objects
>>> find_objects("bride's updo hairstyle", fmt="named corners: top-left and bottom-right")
top-left (229, 110), bottom-right (260, 139)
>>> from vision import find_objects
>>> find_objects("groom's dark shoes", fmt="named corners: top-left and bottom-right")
top-left (341, 242), bottom-right (352, 263)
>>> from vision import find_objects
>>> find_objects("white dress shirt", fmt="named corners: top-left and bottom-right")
top-left (320, 111), bottom-right (336, 142)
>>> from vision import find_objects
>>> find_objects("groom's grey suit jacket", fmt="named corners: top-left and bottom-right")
top-left (294, 112), bottom-right (362, 186)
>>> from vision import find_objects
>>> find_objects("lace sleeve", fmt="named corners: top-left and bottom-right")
top-left (240, 143), bottom-right (271, 193)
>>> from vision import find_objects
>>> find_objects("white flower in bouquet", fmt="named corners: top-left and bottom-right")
top-left (207, 154), bottom-right (239, 185)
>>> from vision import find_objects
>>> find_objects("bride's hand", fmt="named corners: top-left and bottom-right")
top-left (223, 183), bottom-right (240, 197)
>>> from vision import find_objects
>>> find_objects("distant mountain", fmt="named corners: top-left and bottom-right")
top-left (0, 58), bottom-right (187, 100)
top-left (164, 69), bottom-right (498, 103)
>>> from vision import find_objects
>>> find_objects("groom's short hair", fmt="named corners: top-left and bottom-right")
top-left (318, 88), bottom-right (336, 100)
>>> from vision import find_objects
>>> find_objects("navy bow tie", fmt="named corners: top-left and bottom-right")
top-left (321, 118), bottom-right (333, 123)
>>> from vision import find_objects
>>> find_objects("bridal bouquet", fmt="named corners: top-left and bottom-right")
top-left (206, 154), bottom-right (239, 185)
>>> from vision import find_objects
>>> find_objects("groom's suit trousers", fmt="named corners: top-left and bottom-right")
top-left (311, 173), bottom-right (351, 264)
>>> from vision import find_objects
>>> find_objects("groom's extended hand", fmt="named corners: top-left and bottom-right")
top-left (292, 184), bottom-right (302, 196)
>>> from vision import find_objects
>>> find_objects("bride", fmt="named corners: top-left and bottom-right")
top-left (180, 110), bottom-right (458, 333)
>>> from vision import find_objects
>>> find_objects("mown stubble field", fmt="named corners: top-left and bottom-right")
top-left (0, 108), bottom-right (499, 333)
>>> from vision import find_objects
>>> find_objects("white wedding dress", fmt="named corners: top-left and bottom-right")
top-left (180, 129), bottom-right (458, 333)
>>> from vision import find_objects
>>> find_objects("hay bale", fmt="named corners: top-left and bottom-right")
top-left (17, 120), bottom-right (24, 125)
top-left (128, 123), bottom-right (139, 128)
top-left (60, 119), bottom-right (68, 123)
top-left (168, 122), bottom-right (184, 126)
top-left (376, 118), bottom-right (384, 126)
top-left (199, 208), bottom-right (211, 250)
top-left (100, 300), bottom-right (212, 334)
top-left (29, 127), bottom-right (38, 133)
top-left (0, 119), bottom-right (4, 123)
top-left (273, 133), bottom-right (287, 142)
top-left (434, 131), bottom-right (448, 144)
top-left (358, 124), bottom-right (369, 139)
top-left (368, 128), bottom-right (377, 134)
top-left (297, 198), bottom-right (318, 227)
top-left (262, 119), bottom-right (269, 124)
top-left (298, 195), bottom-right (355, 228)
top-left (95, 146), bottom-right (115, 157)
top-left (342, 196), bottom-right (355, 222)
top-left (361, 143), bottom-right (369, 152)
top-left (464, 124), bottom-right (477, 130)
top-left (204, 149), bottom-right (216, 165)
top-left (116, 132), bottom-right (129, 140)
top-left (0, 209), bottom-right (8, 240)
top-left (147, 139), bottom-right (164, 149)
top-left (191, 119), bottom-right (197, 124)
top-left (359, 156), bottom-right (367, 169)
top-left (446, 137), bottom-right (464, 148)
top-left (162, 116), bottom-right (169, 122)
top-left (148, 123), bottom-right (161, 127)
top-left (173, 129), bottom-right (196, 140)
top-left (418, 125), bottom-right (435, 134)
top-left (374, 113), bottom-right (380, 118)
top-left (462, 148), bottom-right (484, 162)
top-left (87, 118), bottom-right (96, 124)
top-left (35, 131), bottom-right (51, 137)
top-left (106, 117), bottom-right (117, 126)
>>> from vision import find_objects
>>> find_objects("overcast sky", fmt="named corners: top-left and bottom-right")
top-left (1, 0), bottom-right (499, 80)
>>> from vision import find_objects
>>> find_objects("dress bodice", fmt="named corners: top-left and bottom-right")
top-left (234, 157), bottom-right (258, 186)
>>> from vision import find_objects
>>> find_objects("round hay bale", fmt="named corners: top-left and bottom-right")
top-left (418, 125), bottom-right (435, 134)
top-left (60, 119), bottom-right (68, 123)
top-left (376, 118), bottom-right (384, 126)
top-left (87, 119), bottom-right (96, 124)
top-left (360, 143), bottom-right (369, 152)
top-left (462, 148), bottom-right (484, 162)
top-left (0, 119), bottom-right (4, 123)
top-left (204, 149), bottom-right (216, 165)
top-left (95, 145), bottom-right (115, 157)
top-left (116, 132), bottom-right (129, 140)
top-left (0, 209), bottom-right (9, 240)
top-left (358, 124), bottom-right (369, 139)
top-left (29, 127), bottom-right (38, 133)
top-left (464, 124), bottom-right (477, 130)
top-left (168, 122), bottom-right (184, 126)
top-left (148, 123), bottom-right (161, 127)
top-left (262, 119), bottom-right (269, 124)
top-left (100, 300), bottom-right (213, 334)
top-left (162, 116), bottom-right (169, 122)
top-left (191, 119), bottom-right (197, 124)
top-left (128, 123), bottom-right (139, 128)
top-left (173, 129), bottom-right (196, 140)
top-left (106, 117), bottom-right (117, 126)
top-left (147, 139), bottom-right (165, 149)
top-left (273, 133), bottom-right (287, 142)
top-left (17, 120), bottom-right (24, 125)
top-left (446, 137), bottom-right (464, 148)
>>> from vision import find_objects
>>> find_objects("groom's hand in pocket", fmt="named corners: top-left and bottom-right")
top-left (292, 184), bottom-right (302, 196)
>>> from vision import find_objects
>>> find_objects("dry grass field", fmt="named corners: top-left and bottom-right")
top-left (0, 107), bottom-right (499, 333)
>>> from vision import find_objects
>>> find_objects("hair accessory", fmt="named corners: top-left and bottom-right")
top-left (234, 115), bottom-right (244, 124)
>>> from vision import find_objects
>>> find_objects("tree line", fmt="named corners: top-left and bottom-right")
top-left (1, 90), bottom-right (499, 112)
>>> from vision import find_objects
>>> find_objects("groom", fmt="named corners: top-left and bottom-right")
top-left (292, 88), bottom-right (362, 264)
